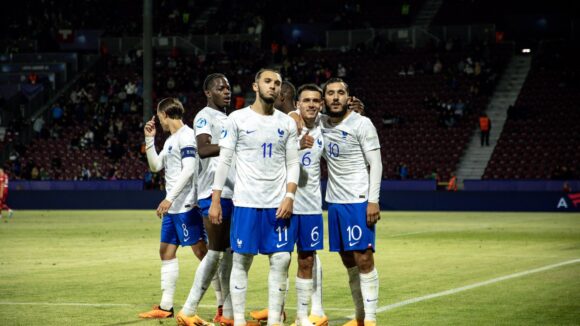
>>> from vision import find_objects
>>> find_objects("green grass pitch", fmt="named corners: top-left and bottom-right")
top-left (0, 210), bottom-right (579, 325)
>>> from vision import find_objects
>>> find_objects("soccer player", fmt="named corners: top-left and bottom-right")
top-left (290, 84), bottom-right (328, 326)
top-left (176, 73), bottom-right (236, 326)
top-left (276, 81), bottom-right (297, 114)
top-left (320, 78), bottom-right (382, 326)
top-left (139, 98), bottom-right (208, 320)
top-left (209, 68), bottom-right (300, 326)
top-left (0, 168), bottom-right (14, 222)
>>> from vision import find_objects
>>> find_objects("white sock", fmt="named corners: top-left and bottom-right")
top-left (360, 268), bottom-right (379, 322)
top-left (182, 250), bottom-right (221, 316)
top-left (220, 249), bottom-right (234, 319)
top-left (268, 252), bottom-right (291, 325)
top-left (211, 251), bottom-right (224, 307)
top-left (230, 253), bottom-right (253, 324)
top-left (347, 266), bottom-right (364, 321)
top-left (160, 258), bottom-right (179, 311)
top-left (296, 277), bottom-right (314, 322)
top-left (310, 254), bottom-right (325, 317)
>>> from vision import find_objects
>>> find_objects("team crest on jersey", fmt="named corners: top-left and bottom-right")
top-left (316, 138), bottom-right (322, 148)
top-left (168, 146), bottom-right (173, 152)
top-left (220, 127), bottom-right (228, 139)
top-left (196, 118), bottom-right (208, 128)
top-left (341, 131), bottom-right (348, 139)
top-left (277, 128), bottom-right (285, 137)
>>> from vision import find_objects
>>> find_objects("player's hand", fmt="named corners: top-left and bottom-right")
top-left (144, 116), bottom-right (156, 137)
top-left (276, 197), bottom-right (294, 219)
top-left (348, 96), bottom-right (365, 115)
top-left (289, 111), bottom-right (304, 135)
top-left (209, 201), bottom-right (223, 224)
top-left (299, 131), bottom-right (314, 150)
top-left (366, 202), bottom-right (380, 226)
top-left (156, 199), bottom-right (172, 218)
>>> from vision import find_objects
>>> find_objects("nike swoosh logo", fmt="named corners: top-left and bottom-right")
top-left (276, 242), bottom-right (288, 248)
top-left (234, 286), bottom-right (246, 290)
top-left (310, 241), bottom-right (321, 247)
top-left (366, 298), bottom-right (378, 302)
top-left (349, 241), bottom-right (359, 246)
top-left (184, 237), bottom-right (190, 242)
top-left (246, 130), bottom-right (256, 134)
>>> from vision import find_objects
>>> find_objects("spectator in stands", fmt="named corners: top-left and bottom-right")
top-left (433, 59), bottom-right (443, 74)
top-left (337, 63), bottom-right (347, 78)
top-left (398, 163), bottom-right (409, 180)
top-left (479, 113), bottom-right (491, 146)
top-left (32, 116), bottom-right (45, 139)
top-left (447, 173), bottom-right (458, 191)
top-left (562, 181), bottom-right (572, 193)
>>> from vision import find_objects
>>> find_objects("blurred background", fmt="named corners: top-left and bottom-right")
top-left (0, 0), bottom-right (578, 211)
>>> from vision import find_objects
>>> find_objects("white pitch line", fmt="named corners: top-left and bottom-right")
top-left (347, 258), bottom-right (580, 319)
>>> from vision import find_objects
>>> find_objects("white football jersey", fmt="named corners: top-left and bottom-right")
top-left (294, 124), bottom-right (324, 214)
top-left (194, 107), bottom-right (235, 200)
top-left (162, 125), bottom-right (198, 213)
top-left (320, 112), bottom-right (381, 204)
top-left (220, 106), bottom-right (299, 208)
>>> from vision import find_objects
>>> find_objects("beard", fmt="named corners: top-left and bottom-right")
top-left (258, 88), bottom-right (277, 104)
top-left (326, 102), bottom-right (348, 118)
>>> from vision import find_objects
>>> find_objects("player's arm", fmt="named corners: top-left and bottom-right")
top-left (277, 123), bottom-right (300, 219)
top-left (144, 116), bottom-right (164, 172)
top-left (209, 147), bottom-right (234, 224)
top-left (197, 134), bottom-right (220, 158)
top-left (157, 141), bottom-right (196, 218)
top-left (364, 149), bottom-right (382, 226)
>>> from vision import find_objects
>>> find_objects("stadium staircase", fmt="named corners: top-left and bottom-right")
top-left (455, 55), bottom-right (531, 185)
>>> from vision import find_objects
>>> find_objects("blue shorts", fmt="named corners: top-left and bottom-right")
top-left (293, 214), bottom-right (324, 252)
top-left (160, 208), bottom-right (207, 246)
top-left (198, 196), bottom-right (233, 220)
top-left (327, 202), bottom-right (375, 252)
top-left (231, 207), bottom-right (297, 255)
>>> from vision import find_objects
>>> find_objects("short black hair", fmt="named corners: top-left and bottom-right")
top-left (322, 77), bottom-right (349, 95)
top-left (157, 97), bottom-right (184, 119)
top-left (203, 73), bottom-right (226, 91)
top-left (255, 68), bottom-right (281, 82)
top-left (297, 83), bottom-right (323, 100)
top-left (281, 81), bottom-right (297, 101)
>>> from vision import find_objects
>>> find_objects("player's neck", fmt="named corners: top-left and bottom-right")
top-left (329, 109), bottom-right (352, 125)
top-left (168, 120), bottom-right (184, 134)
top-left (303, 117), bottom-right (315, 129)
top-left (251, 98), bottom-right (274, 115)
top-left (208, 102), bottom-right (227, 114)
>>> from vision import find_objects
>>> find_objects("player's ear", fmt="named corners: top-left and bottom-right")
top-left (252, 82), bottom-right (258, 92)
top-left (204, 90), bottom-right (211, 98)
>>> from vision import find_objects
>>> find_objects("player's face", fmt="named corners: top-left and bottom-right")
top-left (298, 90), bottom-right (322, 120)
top-left (208, 77), bottom-right (231, 108)
top-left (255, 71), bottom-right (282, 104)
top-left (324, 82), bottom-right (349, 118)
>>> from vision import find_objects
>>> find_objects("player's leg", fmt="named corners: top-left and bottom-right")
top-left (259, 208), bottom-right (295, 325)
top-left (328, 203), bottom-right (365, 325)
top-left (310, 253), bottom-right (326, 319)
top-left (341, 201), bottom-right (378, 326)
top-left (230, 207), bottom-right (260, 325)
top-left (214, 198), bottom-right (234, 323)
top-left (139, 213), bottom-right (181, 319)
top-left (295, 251), bottom-right (315, 325)
top-left (353, 249), bottom-right (378, 326)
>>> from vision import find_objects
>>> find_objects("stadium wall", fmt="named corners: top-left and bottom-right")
top-left (8, 189), bottom-right (580, 212)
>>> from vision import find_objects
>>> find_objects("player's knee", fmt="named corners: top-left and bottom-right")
top-left (298, 252), bottom-right (315, 271)
top-left (355, 250), bottom-right (375, 273)
top-left (191, 241), bottom-right (208, 260)
top-left (233, 253), bottom-right (254, 271)
top-left (269, 252), bottom-right (291, 271)
top-left (339, 251), bottom-right (356, 268)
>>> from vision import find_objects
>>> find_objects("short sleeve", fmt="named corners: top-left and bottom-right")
top-left (219, 115), bottom-right (237, 150)
top-left (359, 118), bottom-right (381, 153)
top-left (193, 110), bottom-right (212, 136)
